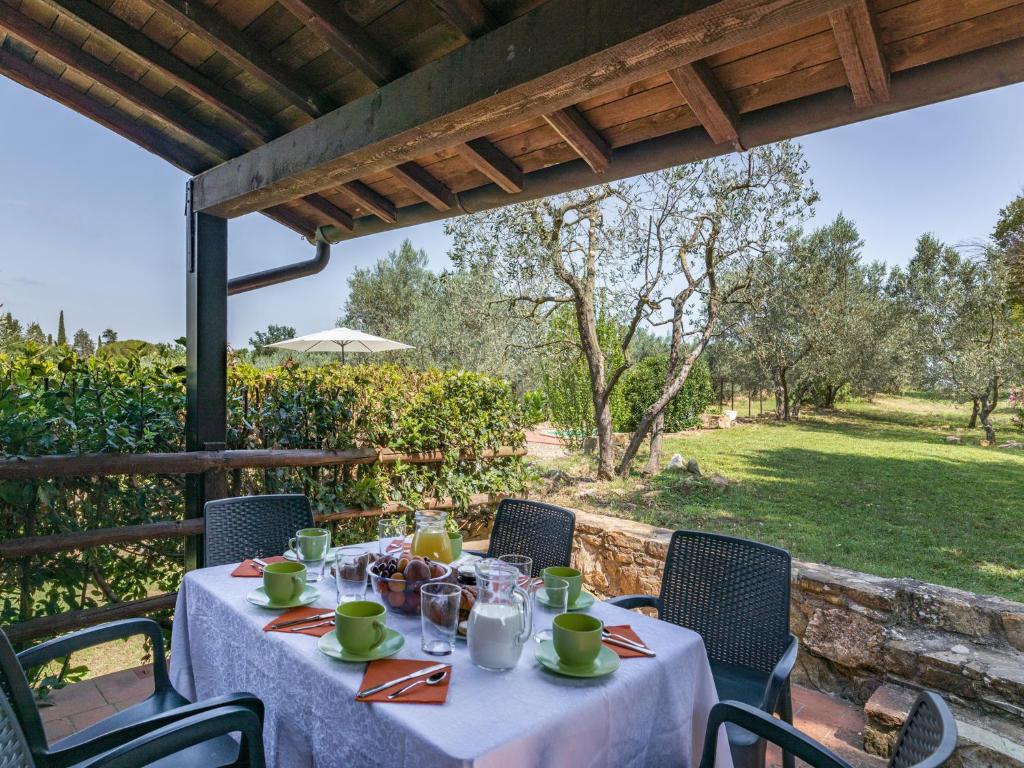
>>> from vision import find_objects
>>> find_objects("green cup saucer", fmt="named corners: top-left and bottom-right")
top-left (535, 640), bottom-right (620, 678)
top-left (537, 588), bottom-right (596, 612)
top-left (245, 584), bottom-right (319, 610)
top-left (284, 546), bottom-right (340, 562)
top-left (317, 628), bottom-right (405, 662)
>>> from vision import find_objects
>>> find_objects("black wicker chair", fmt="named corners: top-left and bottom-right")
top-left (203, 494), bottom-right (314, 567)
top-left (1, 621), bottom-right (264, 767)
top-left (698, 694), bottom-right (956, 768)
top-left (470, 498), bottom-right (575, 577)
top-left (609, 530), bottom-right (798, 768)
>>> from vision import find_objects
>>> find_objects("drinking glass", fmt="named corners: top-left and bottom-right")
top-left (334, 546), bottom-right (370, 604)
top-left (377, 517), bottom-right (407, 556)
top-left (420, 582), bottom-right (461, 656)
top-left (534, 577), bottom-right (569, 642)
top-left (289, 528), bottom-right (331, 583)
top-left (498, 554), bottom-right (533, 579)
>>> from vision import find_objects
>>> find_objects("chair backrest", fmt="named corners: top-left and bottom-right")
top-left (888, 692), bottom-right (957, 768)
top-left (0, 631), bottom-right (45, 766)
top-left (203, 494), bottom-right (314, 567)
top-left (486, 499), bottom-right (575, 577)
top-left (658, 530), bottom-right (791, 674)
top-left (0, 686), bottom-right (34, 768)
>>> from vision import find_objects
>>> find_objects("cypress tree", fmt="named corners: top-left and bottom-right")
top-left (57, 310), bottom-right (67, 345)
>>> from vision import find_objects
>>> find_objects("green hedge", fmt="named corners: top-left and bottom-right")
top-left (0, 347), bottom-right (528, 630)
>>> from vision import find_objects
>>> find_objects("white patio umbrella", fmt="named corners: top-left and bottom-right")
top-left (268, 327), bottom-right (413, 363)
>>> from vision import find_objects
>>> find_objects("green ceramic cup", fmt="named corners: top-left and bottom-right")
top-left (552, 613), bottom-right (603, 668)
top-left (448, 532), bottom-right (464, 560)
top-left (335, 600), bottom-right (387, 654)
top-left (262, 561), bottom-right (306, 604)
top-left (289, 528), bottom-right (330, 561)
top-left (544, 566), bottom-right (582, 605)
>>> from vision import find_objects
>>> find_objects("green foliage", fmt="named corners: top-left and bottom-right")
top-left (341, 239), bottom-right (541, 389)
top-left (539, 307), bottom-right (625, 448)
top-left (94, 340), bottom-right (161, 359)
top-left (248, 324), bottom-right (296, 357)
top-left (72, 329), bottom-right (95, 358)
top-left (616, 356), bottom-right (714, 432)
top-left (0, 349), bottom-right (528, 636)
top-left (56, 311), bottom-right (66, 346)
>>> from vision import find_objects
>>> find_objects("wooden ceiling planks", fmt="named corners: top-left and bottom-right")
top-left (3, 0), bottom-right (1024, 239)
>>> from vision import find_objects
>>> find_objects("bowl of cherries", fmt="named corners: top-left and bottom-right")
top-left (369, 555), bottom-right (455, 616)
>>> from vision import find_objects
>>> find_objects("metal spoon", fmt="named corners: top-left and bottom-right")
top-left (386, 669), bottom-right (448, 700)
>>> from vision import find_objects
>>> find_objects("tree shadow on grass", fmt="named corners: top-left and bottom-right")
top-left (630, 446), bottom-right (1024, 601)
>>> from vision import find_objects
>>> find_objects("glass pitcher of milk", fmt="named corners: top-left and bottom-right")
top-left (467, 559), bottom-right (533, 671)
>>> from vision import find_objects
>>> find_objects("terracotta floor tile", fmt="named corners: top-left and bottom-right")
top-left (39, 682), bottom-right (106, 721)
top-left (43, 717), bottom-right (74, 744)
top-left (69, 704), bottom-right (117, 732)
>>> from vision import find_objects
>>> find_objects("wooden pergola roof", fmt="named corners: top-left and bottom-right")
top-left (2, 0), bottom-right (1024, 241)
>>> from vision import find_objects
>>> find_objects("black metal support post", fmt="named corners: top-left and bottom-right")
top-left (184, 180), bottom-right (227, 570)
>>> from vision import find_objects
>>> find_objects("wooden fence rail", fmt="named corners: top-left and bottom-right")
top-left (0, 445), bottom-right (524, 642)
top-left (0, 446), bottom-right (525, 480)
top-left (0, 492), bottom-right (506, 559)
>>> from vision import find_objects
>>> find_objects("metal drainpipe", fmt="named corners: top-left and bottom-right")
top-left (227, 226), bottom-right (332, 295)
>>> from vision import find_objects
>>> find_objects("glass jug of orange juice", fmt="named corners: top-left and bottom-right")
top-left (411, 510), bottom-right (453, 563)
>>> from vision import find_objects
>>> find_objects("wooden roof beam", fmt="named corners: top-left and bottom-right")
top-left (192, 0), bottom-right (856, 218)
top-left (543, 106), bottom-right (611, 172)
top-left (32, 0), bottom-right (279, 143)
top-left (429, 0), bottom-right (494, 39)
top-left (458, 138), bottom-right (523, 193)
top-left (139, 0), bottom-right (331, 117)
top-left (668, 60), bottom-right (743, 150)
top-left (829, 0), bottom-right (889, 107)
top-left (341, 181), bottom-right (398, 223)
top-left (0, 5), bottom-right (244, 159)
top-left (277, 0), bottom-right (404, 87)
top-left (391, 163), bottom-right (457, 211)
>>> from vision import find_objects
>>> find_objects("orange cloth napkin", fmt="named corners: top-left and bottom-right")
top-left (231, 555), bottom-right (286, 577)
top-left (263, 606), bottom-right (335, 637)
top-left (356, 660), bottom-right (451, 705)
top-left (602, 624), bottom-right (652, 658)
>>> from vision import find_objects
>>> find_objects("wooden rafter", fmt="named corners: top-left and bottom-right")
top-left (32, 0), bottom-right (279, 143)
top-left (192, 0), bottom-right (856, 218)
top-left (667, 60), bottom-right (743, 149)
top-left (458, 138), bottom-right (524, 194)
top-left (277, 0), bottom-right (404, 87)
top-left (139, 0), bottom-right (331, 117)
top-left (0, 5), bottom-right (243, 160)
top-left (430, 0), bottom-right (494, 39)
top-left (829, 0), bottom-right (889, 107)
top-left (341, 181), bottom-right (398, 223)
top-left (391, 163), bottom-right (456, 211)
top-left (543, 106), bottom-right (611, 172)
top-left (300, 196), bottom-right (355, 231)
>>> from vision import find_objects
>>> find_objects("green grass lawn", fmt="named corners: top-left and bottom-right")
top-left (537, 394), bottom-right (1024, 601)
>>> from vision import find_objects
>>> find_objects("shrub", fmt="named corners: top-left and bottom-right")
top-left (0, 348), bottom-right (528, 632)
top-left (615, 356), bottom-right (714, 433)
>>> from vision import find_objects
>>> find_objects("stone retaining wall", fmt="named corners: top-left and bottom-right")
top-left (571, 511), bottom-right (1024, 757)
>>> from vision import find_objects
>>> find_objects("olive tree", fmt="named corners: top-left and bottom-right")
top-left (449, 141), bottom-right (815, 478)
top-left (894, 235), bottom-right (1023, 442)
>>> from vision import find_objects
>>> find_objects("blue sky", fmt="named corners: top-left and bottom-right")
top-left (1, 77), bottom-right (1022, 348)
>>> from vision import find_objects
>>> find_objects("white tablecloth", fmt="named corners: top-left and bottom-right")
top-left (170, 548), bottom-right (732, 768)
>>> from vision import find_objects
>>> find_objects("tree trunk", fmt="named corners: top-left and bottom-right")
top-left (730, 382), bottom-right (735, 410)
top-left (790, 384), bottom-right (806, 420)
top-left (575, 291), bottom-right (615, 479)
top-left (644, 412), bottom-right (665, 476)
top-left (968, 398), bottom-right (979, 428)
top-left (978, 378), bottom-right (999, 443)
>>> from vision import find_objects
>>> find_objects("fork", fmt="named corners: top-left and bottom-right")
top-left (286, 619), bottom-right (334, 633)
